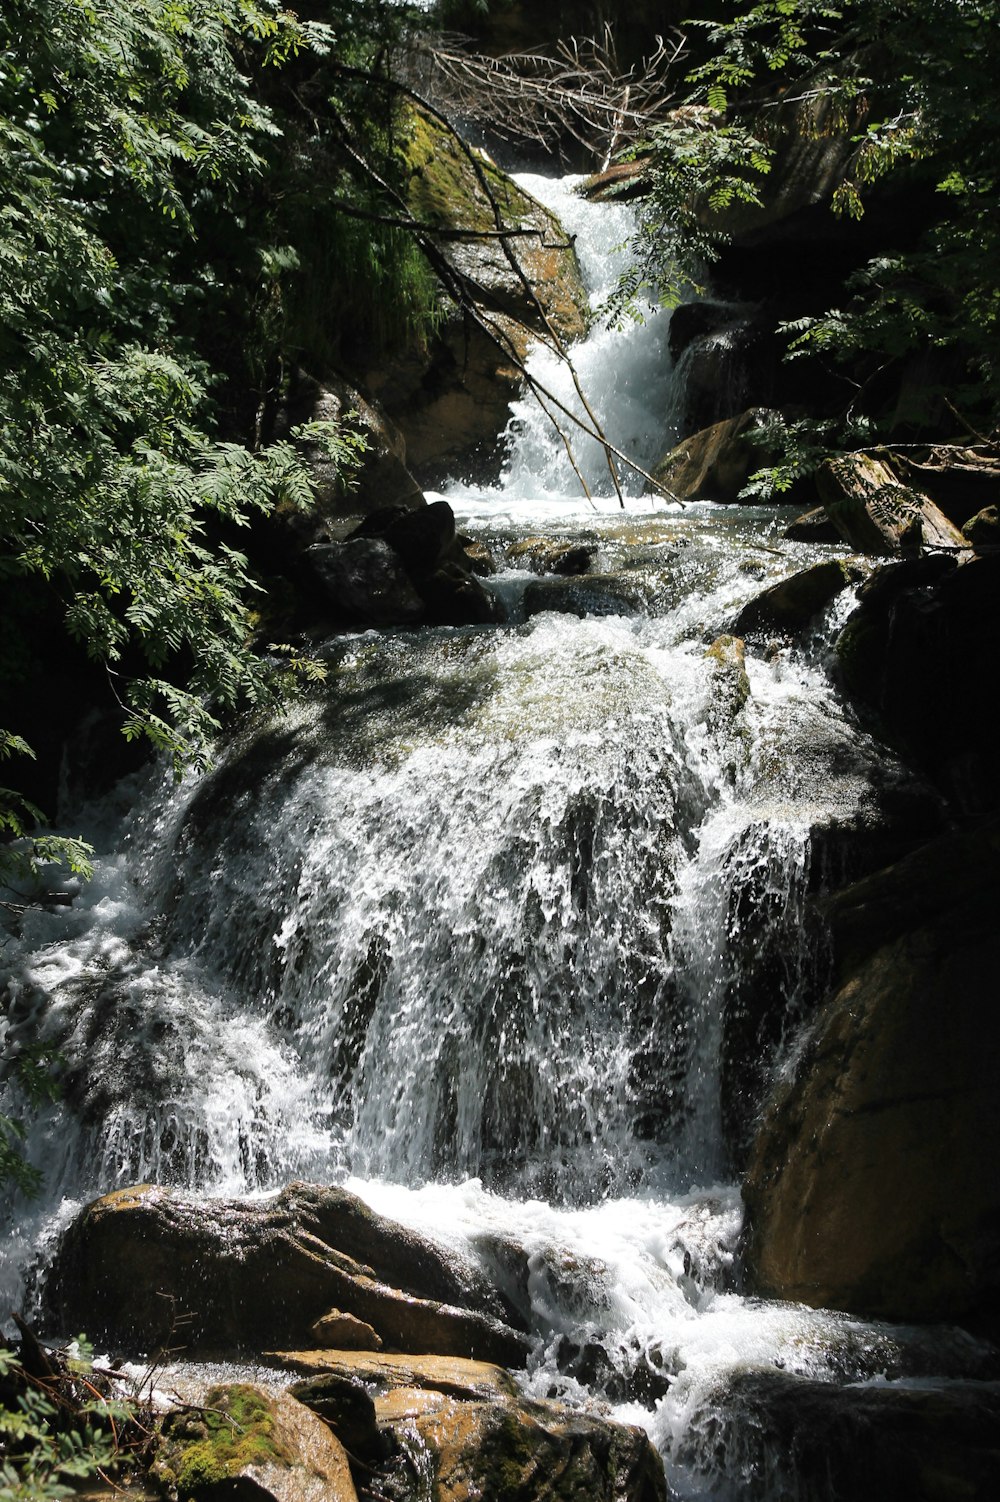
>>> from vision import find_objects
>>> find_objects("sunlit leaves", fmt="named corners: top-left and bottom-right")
top-left (626, 0), bottom-right (1000, 437)
top-left (0, 0), bottom-right (366, 863)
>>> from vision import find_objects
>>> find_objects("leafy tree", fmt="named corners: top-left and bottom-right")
top-left (0, 0), bottom-right (371, 881)
top-left (623, 0), bottom-right (1000, 449)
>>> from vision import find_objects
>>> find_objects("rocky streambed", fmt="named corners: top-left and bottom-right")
top-left (5, 159), bottom-right (1000, 1502)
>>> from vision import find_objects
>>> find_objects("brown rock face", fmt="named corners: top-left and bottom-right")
top-left (366, 106), bottom-right (588, 487)
top-left (44, 1181), bottom-right (529, 1363)
top-left (742, 825), bottom-right (1000, 1335)
top-left (286, 1351), bottom-right (667, 1502)
top-left (649, 409), bottom-right (783, 504)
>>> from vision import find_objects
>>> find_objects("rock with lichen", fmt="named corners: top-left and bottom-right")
top-left (153, 1384), bottom-right (358, 1502)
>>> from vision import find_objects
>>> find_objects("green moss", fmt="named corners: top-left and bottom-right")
top-left (402, 107), bottom-right (535, 233)
top-left (482, 1410), bottom-right (536, 1499)
top-left (160, 1384), bottom-right (292, 1500)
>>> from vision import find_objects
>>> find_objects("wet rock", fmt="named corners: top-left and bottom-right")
top-left (308, 537), bottom-right (424, 627)
top-left (963, 503), bottom-right (1000, 548)
top-left (649, 409), bottom-right (784, 504)
top-left (816, 450), bottom-right (968, 554)
top-left (401, 1391), bottom-right (666, 1502)
top-left (819, 815), bottom-right (1000, 981)
top-left (743, 821), bottom-right (1000, 1335)
top-left (554, 1336), bottom-right (673, 1408)
top-left (310, 1310), bottom-right (383, 1352)
top-left (682, 1370), bottom-right (1000, 1502)
top-left (668, 303), bottom-right (767, 434)
top-left (420, 561), bottom-right (507, 626)
top-left (836, 552), bottom-right (1000, 813)
top-left (459, 536), bottom-right (499, 576)
top-left (45, 1181), bottom-right (528, 1362)
top-left (506, 537), bottom-right (596, 575)
top-left (704, 636), bottom-right (750, 776)
top-left (733, 559), bottom-right (858, 636)
top-left (522, 574), bottom-right (650, 619)
top-left (153, 1383), bottom-right (357, 1502)
top-left (782, 505), bottom-right (841, 543)
top-left (284, 1349), bottom-right (665, 1502)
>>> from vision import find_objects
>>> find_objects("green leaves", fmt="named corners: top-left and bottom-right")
top-left (0, 1347), bottom-right (119, 1502)
top-left (626, 0), bottom-right (1000, 442)
top-left (604, 110), bottom-right (773, 319)
top-left (0, 0), bottom-right (369, 834)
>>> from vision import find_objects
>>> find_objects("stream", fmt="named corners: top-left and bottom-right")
top-left (1, 175), bottom-right (994, 1500)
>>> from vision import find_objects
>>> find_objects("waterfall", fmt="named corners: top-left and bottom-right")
top-left (493, 174), bottom-right (679, 499)
top-left (0, 175), bottom-right (985, 1500)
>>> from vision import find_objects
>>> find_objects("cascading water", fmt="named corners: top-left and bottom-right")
top-left (1, 175), bottom-right (992, 1499)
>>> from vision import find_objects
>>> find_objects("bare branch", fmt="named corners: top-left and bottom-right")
top-left (402, 26), bottom-right (686, 167)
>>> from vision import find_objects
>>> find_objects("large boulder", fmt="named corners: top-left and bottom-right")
top-left (836, 552), bottom-right (1000, 813)
top-left (679, 1370), bottom-right (1000, 1502)
top-left (44, 1181), bottom-right (529, 1364)
top-left (506, 537), bottom-right (596, 575)
top-left (366, 106), bottom-right (588, 486)
top-left (522, 573), bottom-right (653, 619)
top-left (742, 821), bottom-right (1000, 1336)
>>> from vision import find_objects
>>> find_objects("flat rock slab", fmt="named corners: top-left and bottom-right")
top-left (268, 1349), bottom-right (518, 1401)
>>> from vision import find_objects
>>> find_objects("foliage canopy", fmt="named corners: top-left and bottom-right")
top-left (624, 0), bottom-right (1000, 449)
top-left (0, 0), bottom-right (390, 881)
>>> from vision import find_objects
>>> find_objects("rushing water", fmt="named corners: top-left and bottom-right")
top-left (1, 176), bottom-right (991, 1498)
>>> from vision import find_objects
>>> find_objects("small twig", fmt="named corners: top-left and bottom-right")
top-left (943, 396), bottom-right (998, 449)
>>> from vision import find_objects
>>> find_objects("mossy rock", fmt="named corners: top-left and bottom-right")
top-left (154, 1384), bottom-right (358, 1502)
top-left (400, 104), bottom-right (587, 349)
top-left (155, 1385), bottom-right (292, 1498)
